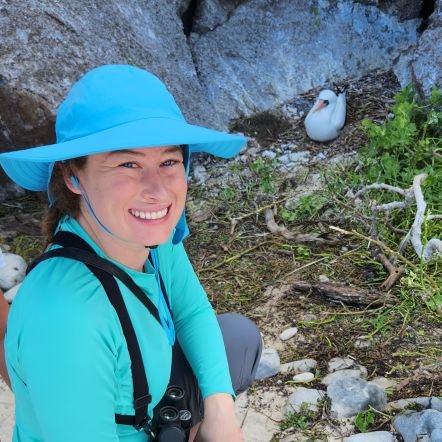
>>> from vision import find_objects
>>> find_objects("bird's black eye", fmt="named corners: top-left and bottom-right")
top-left (324, 100), bottom-right (329, 105)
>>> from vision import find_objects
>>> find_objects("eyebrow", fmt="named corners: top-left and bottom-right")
top-left (107, 147), bottom-right (183, 156)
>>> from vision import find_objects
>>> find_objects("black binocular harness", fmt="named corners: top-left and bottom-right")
top-left (27, 230), bottom-right (172, 434)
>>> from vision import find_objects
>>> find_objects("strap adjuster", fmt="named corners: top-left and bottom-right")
top-left (135, 394), bottom-right (152, 409)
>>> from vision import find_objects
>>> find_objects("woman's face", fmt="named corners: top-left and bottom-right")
top-left (68, 145), bottom-right (187, 253)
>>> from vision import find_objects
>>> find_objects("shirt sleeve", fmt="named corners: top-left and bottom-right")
top-left (168, 243), bottom-right (234, 399)
top-left (10, 259), bottom-right (123, 442)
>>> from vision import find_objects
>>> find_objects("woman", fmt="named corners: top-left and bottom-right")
top-left (0, 65), bottom-right (262, 442)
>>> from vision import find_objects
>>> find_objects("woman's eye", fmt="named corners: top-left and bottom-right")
top-left (162, 159), bottom-right (182, 167)
top-left (120, 162), bottom-right (138, 169)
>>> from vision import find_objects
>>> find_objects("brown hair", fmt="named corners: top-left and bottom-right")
top-left (42, 157), bottom-right (87, 247)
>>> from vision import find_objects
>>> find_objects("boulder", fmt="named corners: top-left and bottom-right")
top-left (394, 13), bottom-right (442, 97)
top-left (190, 0), bottom-right (419, 125)
top-left (0, 0), bottom-right (215, 187)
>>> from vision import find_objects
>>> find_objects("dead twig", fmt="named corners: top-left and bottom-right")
top-left (229, 195), bottom-right (292, 234)
top-left (265, 209), bottom-right (337, 244)
top-left (376, 252), bottom-right (405, 291)
top-left (291, 281), bottom-right (395, 306)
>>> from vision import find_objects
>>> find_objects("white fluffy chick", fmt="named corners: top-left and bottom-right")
top-left (0, 251), bottom-right (26, 291)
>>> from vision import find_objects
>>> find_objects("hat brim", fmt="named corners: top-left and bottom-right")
top-left (0, 117), bottom-right (246, 191)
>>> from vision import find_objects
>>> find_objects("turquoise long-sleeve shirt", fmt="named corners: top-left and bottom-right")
top-left (5, 217), bottom-right (233, 441)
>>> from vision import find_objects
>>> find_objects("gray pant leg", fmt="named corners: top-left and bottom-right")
top-left (163, 313), bottom-right (262, 425)
top-left (218, 313), bottom-right (263, 394)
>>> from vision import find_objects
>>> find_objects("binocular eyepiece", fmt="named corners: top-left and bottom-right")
top-left (152, 385), bottom-right (192, 442)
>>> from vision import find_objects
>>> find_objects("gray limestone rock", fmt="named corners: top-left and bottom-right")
top-left (255, 348), bottom-right (280, 380)
top-left (394, 15), bottom-right (442, 97)
top-left (394, 409), bottom-right (442, 442)
top-left (322, 368), bottom-right (367, 386)
top-left (327, 377), bottom-right (387, 418)
top-left (287, 387), bottom-right (325, 413)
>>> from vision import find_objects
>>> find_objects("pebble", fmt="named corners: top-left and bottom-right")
top-left (261, 150), bottom-right (277, 160)
top-left (287, 387), bottom-right (325, 413)
top-left (369, 376), bottom-right (397, 392)
top-left (292, 372), bottom-right (315, 383)
top-left (318, 274), bottom-right (330, 283)
top-left (279, 327), bottom-right (298, 341)
top-left (191, 164), bottom-right (209, 183)
top-left (280, 358), bottom-right (317, 374)
top-left (354, 336), bottom-right (372, 349)
top-left (343, 431), bottom-right (396, 441)
top-left (327, 356), bottom-right (355, 372)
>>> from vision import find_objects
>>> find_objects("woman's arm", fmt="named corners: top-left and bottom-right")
top-left (168, 243), bottom-right (234, 399)
top-left (0, 291), bottom-right (10, 388)
top-left (194, 393), bottom-right (243, 442)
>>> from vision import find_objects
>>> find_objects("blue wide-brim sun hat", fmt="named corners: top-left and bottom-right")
top-left (0, 64), bottom-right (247, 243)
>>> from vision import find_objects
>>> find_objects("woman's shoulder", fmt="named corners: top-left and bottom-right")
top-left (13, 255), bottom-right (111, 319)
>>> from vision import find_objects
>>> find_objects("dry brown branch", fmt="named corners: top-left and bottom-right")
top-left (291, 281), bottom-right (395, 306)
top-left (265, 209), bottom-right (337, 244)
top-left (229, 195), bottom-right (292, 234)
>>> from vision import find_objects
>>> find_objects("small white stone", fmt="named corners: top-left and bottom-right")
top-left (343, 431), bottom-right (396, 441)
top-left (279, 327), bottom-right (298, 341)
top-left (292, 372), bottom-right (315, 383)
top-left (191, 165), bottom-right (209, 183)
top-left (287, 387), bottom-right (325, 413)
top-left (354, 336), bottom-right (372, 350)
top-left (280, 358), bottom-right (317, 374)
top-left (328, 357), bottom-right (355, 373)
top-left (318, 274), bottom-right (330, 283)
top-left (369, 377), bottom-right (397, 392)
top-left (261, 150), bottom-right (277, 159)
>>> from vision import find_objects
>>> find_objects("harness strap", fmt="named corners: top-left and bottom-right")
top-left (26, 231), bottom-right (173, 431)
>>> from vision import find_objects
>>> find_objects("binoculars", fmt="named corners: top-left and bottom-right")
top-left (151, 385), bottom-right (192, 442)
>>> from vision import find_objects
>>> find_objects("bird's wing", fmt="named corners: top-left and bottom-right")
top-left (330, 92), bottom-right (346, 130)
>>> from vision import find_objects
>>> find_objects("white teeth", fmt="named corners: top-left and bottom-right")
top-left (130, 208), bottom-right (168, 220)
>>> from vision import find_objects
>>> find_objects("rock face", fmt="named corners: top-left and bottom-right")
top-left (394, 13), bottom-right (442, 97)
top-left (0, 1), bottom-right (213, 153)
top-left (190, 0), bottom-right (419, 125)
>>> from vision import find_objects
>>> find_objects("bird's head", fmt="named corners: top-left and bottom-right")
top-left (311, 89), bottom-right (337, 113)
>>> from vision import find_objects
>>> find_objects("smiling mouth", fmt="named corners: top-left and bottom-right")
top-left (129, 207), bottom-right (168, 220)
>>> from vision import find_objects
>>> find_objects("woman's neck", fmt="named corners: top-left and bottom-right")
top-left (75, 215), bottom-right (150, 272)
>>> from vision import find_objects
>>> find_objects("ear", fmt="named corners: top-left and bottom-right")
top-left (64, 174), bottom-right (82, 195)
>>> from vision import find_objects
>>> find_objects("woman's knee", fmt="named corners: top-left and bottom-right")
top-left (217, 313), bottom-right (263, 394)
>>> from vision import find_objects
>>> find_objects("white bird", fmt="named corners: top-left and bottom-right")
top-left (304, 87), bottom-right (347, 142)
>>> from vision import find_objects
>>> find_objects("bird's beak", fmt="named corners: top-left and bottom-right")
top-left (312, 99), bottom-right (327, 113)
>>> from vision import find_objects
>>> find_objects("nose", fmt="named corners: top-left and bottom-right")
top-left (140, 169), bottom-right (167, 200)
